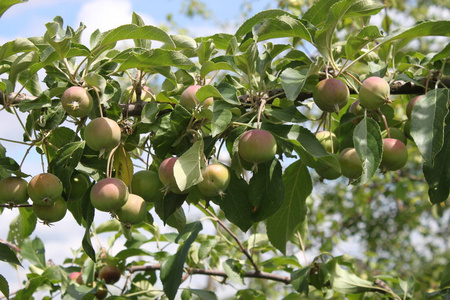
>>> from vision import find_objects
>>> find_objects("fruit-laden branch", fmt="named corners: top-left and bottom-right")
top-left (127, 263), bottom-right (291, 284)
top-left (0, 80), bottom-right (432, 117)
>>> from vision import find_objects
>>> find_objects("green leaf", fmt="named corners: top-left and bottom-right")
top-left (200, 60), bottom-right (238, 78)
top-left (235, 9), bottom-right (295, 39)
top-left (46, 127), bottom-right (76, 161)
top-left (411, 89), bottom-right (449, 165)
top-left (353, 116), bottom-right (382, 184)
top-left (399, 276), bottom-right (415, 299)
top-left (255, 15), bottom-right (312, 43)
top-left (155, 193), bottom-right (186, 225)
top-left (84, 73), bottom-right (106, 92)
top-left (189, 289), bottom-right (218, 300)
top-left (345, 26), bottom-right (382, 58)
top-left (0, 38), bottom-right (38, 61)
top-left (440, 262), bottom-right (450, 289)
top-left (381, 20), bottom-right (450, 44)
top-left (98, 24), bottom-right (175, 49)
top-left (160, 222), bottom-right (202, 300)
top-left (218, 172), bottom-right (254, 232)
top-left (315, 0), bottom-right (355, 62)
top-left (423, 124), bottom-right (450, 204)
top-left (0, 242), bottom-right (21, 266)
top-left (49, 141), bottom-right (85, 196)
top-left (20, 237), bottom-right (46, 269)
top-left (115, 49), bottom-right (195, 71)
top-left (0, 0), bottom-right (27, 17)
top-left (266, 160), bottom-right (312, 254)
top-left (7, 208), bottom-right (37, 246)
top-left (266, 106), bottom-right (309, 123)
top-left (327, 259), bottom-right (375, 294)
top-left (173, 140), bottom-right (205, 191)
top-left (131, 12), bottom-right (151, 48)
top-left (0, 157), bottom-right (20, 174)
top-left (141, 102), bottom-right (159, 124)
top-left (249, 159), bottom-right (284, 222)
top-left (14, 276), bottom-right (46, 299)
top-left (223, 259), bottom-right (244, 285)
top-left (8, 52), bottom-right (39, 88)
top-left (280, 68), bottom-right (310, 101)
top-left (0, 274), bottom-right (9, 300)
top-left (211, 101), bottom-right (233, 137)
top-left (291, 266), bottom-right (311, 295)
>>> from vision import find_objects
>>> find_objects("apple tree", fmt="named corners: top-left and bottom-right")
top-left (0, 0), bottom-right (449, 299)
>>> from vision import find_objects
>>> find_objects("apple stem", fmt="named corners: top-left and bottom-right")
top-left (376, 109), bottom-right (390, 138)
top-left (93, 87), bottom-right (103, 118)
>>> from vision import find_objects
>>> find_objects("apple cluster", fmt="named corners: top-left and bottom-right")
top-left (311, 76), bottom-right (419, 181)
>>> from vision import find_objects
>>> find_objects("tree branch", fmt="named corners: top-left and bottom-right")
top-left (126, 263), bottom-right (291, 284)
top-left (0, 80), bottom-right (435, 117)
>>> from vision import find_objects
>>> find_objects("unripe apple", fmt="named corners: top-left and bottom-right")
top-left (197, 164), bottom-right (231, 197)
top-left (380, 138), bottom-right (408, 171)
top-left (358, 76), bottom-right (391, 110)
top-left (84, 117), bottom-right (121, 153)
top-left (69, 271), bottom-right (83, 284)
top-left (158, 157), bottom-right (186, 194)
top-left (27, 173), bottom-right (63, 205)
top-left (316, 165), bottom-right (341, 180)
top-left (33, 196), bottom-right (67, 225)
top-left (90, 178), bottom-right (129, 212)
top-left (338, 148), bottom-right (363, 180)
top-left (315, 131), bottom-right (339, 153)
top-left (381, 127), bottom-right (407, 145)
top-left (121, 86), bottom-right (153, 103)
top-left (238, 129), bottom-right (277, 164)
top-left (115, 194), bottom-right (148, 225)
top-left (61, 86), bottom-right (94, 118)
top-left (313, 78), bottom-right (349, 113)
top-left (0, 177), bottom-right (29, 205)
top-left (349, 100), bottom-right (364, 116)
top-left (98, 265), bottom-right (121, 284)
top-left (180, 85), bottom-right (213, 111)
top-left (131, 170), bottom-right (164, 202)
top-left (406, 95), bottom-right (422, 119)
top-left (68, 172), bottom-right (90, 200)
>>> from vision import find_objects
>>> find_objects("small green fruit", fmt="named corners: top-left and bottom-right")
top-left (98, 265), bottom-right (121, 284)
top-left (33, 196), bottom-right (67, 224)
top-left (349, 100), bottom-right (364, 116)
top-left (359, 76), bottom-right (391, 110)
top-left (406, 95), bottom-right (423, 120)
top-left (313, 78), bottom-right (349, 113)
top-left (315, 131), bottom-right (339, 153)
top-left (381, 127), bottom-right (407, 145)
top-left (131, 170), bottom-right (164, 202)
top-left (197, 164), bottom-right (230, 197)
top-left (180, 85), bottom-right (213, 111)
top-left (84, 117), bottom-right (121, 153)
top-left (158, 157), bottom-right (186, 194)
top-left (238, 129), bottom-right (277, 164)
top-left (338, 148), bottom-right (362, 180)
top-left (61, 86), bottom-right (93, 118)
top-left (28, 173), bottom-right (63, 205)
top-left (380, 138), bottom-right (408, 171)
top-left (90, 178), bottom-right (129, 212)
top-left (0, 177), bottom-right (28, 205)
top-left (116, 194), bottom-right (148, 225)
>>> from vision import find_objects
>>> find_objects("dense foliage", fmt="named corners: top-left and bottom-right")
top-left (0, 0), bottom-right (449, 299)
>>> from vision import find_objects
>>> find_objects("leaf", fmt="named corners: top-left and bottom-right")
top-left (423, 123), bottom-right (450, 204)
top-left (218, 172), bottom-right (254, 232)
top-left (200, 60), bottom-right (238, 78)
top-left (189, 289), bottom-right (218, 300)
top-left (441, 262), bottom-right (450, 289)
top-left (7, 208), bottom-right (37, 246)
top-left (223, 259), bottom-right (244, 285)
top-left (266, 160), bottom-right (312, 254)
top-left (113, 146), bottom-right (134, 188)
top-left (411, 89), bottom-right (449, 165)
top-left (0, 242), bottom-right (21, 266)
top-left (255, 15), bottom-right (312, 43)
top-left (115, 49), bottom-right (194, 72)
top-left (0, 274), bottom-right (9, 300)
top-left (235, 9), bottom-right (295, 39)
top-left (155, 193), bottom-right (186, 225)
top-left (174, 140), bottom-right (205, 191)
top-left (315, 0), bottom-right (355, 62)
top-left (399, 276), bottom-right (415, 299)
top-left (160, 222), bottom-right (202, 300)
top-left (141, 102), bottom-right (159, 124)
top-left (20, 237), bottom-right (46, 269)
top-left (280, 68), bottom-right (310, 101)
top-left (327, 259), bottom-right (375, 294)
top-left (249, 159), bottom-right (284, 222)
top-left (131, 12), bottom-right (152, 48)
top-left (291, 266), bottom-right (311, 295)
top-left (381, 20), bottom-right (450, 44)
top-left (84, 72), bottom-right (106, 92)
top-left (0, 38), bottom-right (38, 61)
top-left (345, 26), bottom-right (382, 58)
top-left (14, 276), bottom-right (46, 300)
top-left (211, 101), bottom-right (233, 137)
top-left (98, 24), bottom-right (175, 49)
top-left (49, 141), bottom-right (85, 197)
top-left (266, 106), bottom-right (308, 123)
top-left (353, 116), bottom-right (382, 184)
